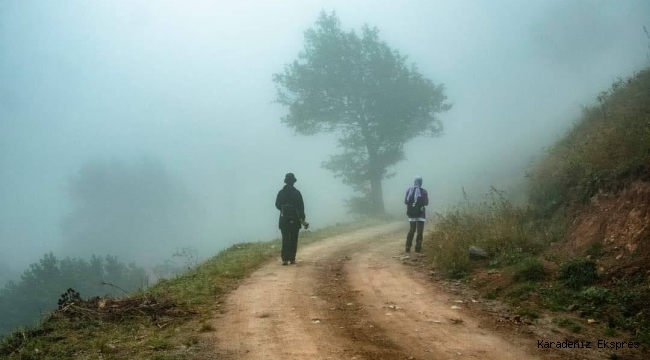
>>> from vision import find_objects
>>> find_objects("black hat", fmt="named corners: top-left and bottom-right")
top-left (284, 173), bottom-right (297, 184)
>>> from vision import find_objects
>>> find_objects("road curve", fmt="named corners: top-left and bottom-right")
top-left (206, 223), bottom-right (547, 360)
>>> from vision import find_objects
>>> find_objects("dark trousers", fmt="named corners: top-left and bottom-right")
top-left (406, 221), bottom-right (424, 253)
top-left (281, 228), bottom-right (300, 262)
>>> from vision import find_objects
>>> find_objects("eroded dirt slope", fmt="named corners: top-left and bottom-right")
top-left (567, 181), bottom-right (650, 279)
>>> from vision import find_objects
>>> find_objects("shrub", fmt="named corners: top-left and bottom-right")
top-left (579, 286), bottom-right (611, 306)
top-left (559, 259), bottom-right (598, 289)
top-left (513, 258), bottom-right (547, 282)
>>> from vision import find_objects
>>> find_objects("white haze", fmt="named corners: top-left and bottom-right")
top-left (1, 0), bottom-right (648, 277)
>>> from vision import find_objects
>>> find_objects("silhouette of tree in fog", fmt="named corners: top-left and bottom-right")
top-left (0, 253), bottom-right (146, 335)
top-left (61, 157), bottom-right (204, 263)
top-left (273, 11), bottom-right (451, 214)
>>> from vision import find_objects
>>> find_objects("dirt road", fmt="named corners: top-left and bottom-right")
top-left (207, 223), bottom-right (548, 359)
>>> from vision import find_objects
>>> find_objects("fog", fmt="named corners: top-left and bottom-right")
top-left (1, 0), bottom-right (648, 278)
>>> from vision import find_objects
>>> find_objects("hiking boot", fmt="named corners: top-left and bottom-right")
top-left (290, 260), bottom-right (296, 265)
top-left (282, 261), bottom-right (288, 266)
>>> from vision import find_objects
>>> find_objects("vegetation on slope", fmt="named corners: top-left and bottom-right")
top-left (528, 68), bottom-right (650, 216)
top-left (425, 67), bottom-right (650, 350)
top-left (0, 219), bottom-right (385, 359)
top-left (0, 254), bottom-right (148, 337)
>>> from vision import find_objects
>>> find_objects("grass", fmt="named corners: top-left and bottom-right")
top-left (516, 308), bottom-right (540, 320)
top-left (506, 282), bottom-right (538, 305)
top-left (425, 187), bottom-right (565, 279)
top-left (0, 218), bottom-right (386, 359)
top-left (527, 68), bottom-right (650, 215)
top-left (539, 287), bottom-right (573, 311)
top-left (428, 191), bottom-right (650, 344)
top-left (554, 317), bottom-right (583, 333)
top-left (424, 66), bottom-right (650, 350)
top-left (198, 322), bottom-right (215, 333)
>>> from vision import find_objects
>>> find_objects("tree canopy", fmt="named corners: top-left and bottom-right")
top-left (273, 11), bottom-right (450, 213)
top-left (0, 253), bottom-right (146, 336)
top-left (61, 157), bottom-right (205, 263)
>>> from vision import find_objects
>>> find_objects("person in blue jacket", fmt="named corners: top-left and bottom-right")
top-left (404, 176), bottom-right (429, 253)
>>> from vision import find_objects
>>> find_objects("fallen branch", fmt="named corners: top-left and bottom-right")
top-left (53, 289), bottom-right (193, 326)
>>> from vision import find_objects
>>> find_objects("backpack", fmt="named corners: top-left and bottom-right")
top-left (281, 203), bottom-right (299, 222)
top-left (406, 190), bottom-right (424, 218)
top-left (280, 189), bottom-right (300, 223)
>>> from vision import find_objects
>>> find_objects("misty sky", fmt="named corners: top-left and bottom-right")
top-left (1, 0), bottom-right (649, 274)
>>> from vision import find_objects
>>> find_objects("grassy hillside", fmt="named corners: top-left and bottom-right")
top-left (528, 67), bottom-right (650, 215)
top-left (0, 219), bottom-right (386, 360)
top-left (425, 67), bottom-right (650, 351)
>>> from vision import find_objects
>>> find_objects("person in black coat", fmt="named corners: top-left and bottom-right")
top-left (275, 173), bottom-right (306, 265)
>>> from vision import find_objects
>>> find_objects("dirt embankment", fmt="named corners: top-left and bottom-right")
top-left (567, 181), bottom-right (650, 280)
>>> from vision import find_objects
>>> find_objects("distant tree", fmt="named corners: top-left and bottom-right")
top-left (61, 157), bottom-right (205, 262)
top-left (273, 11), bottom-right (451, 214)
top-left (0, 253), bottom-right (147, 336)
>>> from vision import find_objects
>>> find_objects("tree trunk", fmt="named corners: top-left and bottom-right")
top-left (361, 117), bottom-right (385, 214)
top-left (369, 171), bottom-right (385, 214)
